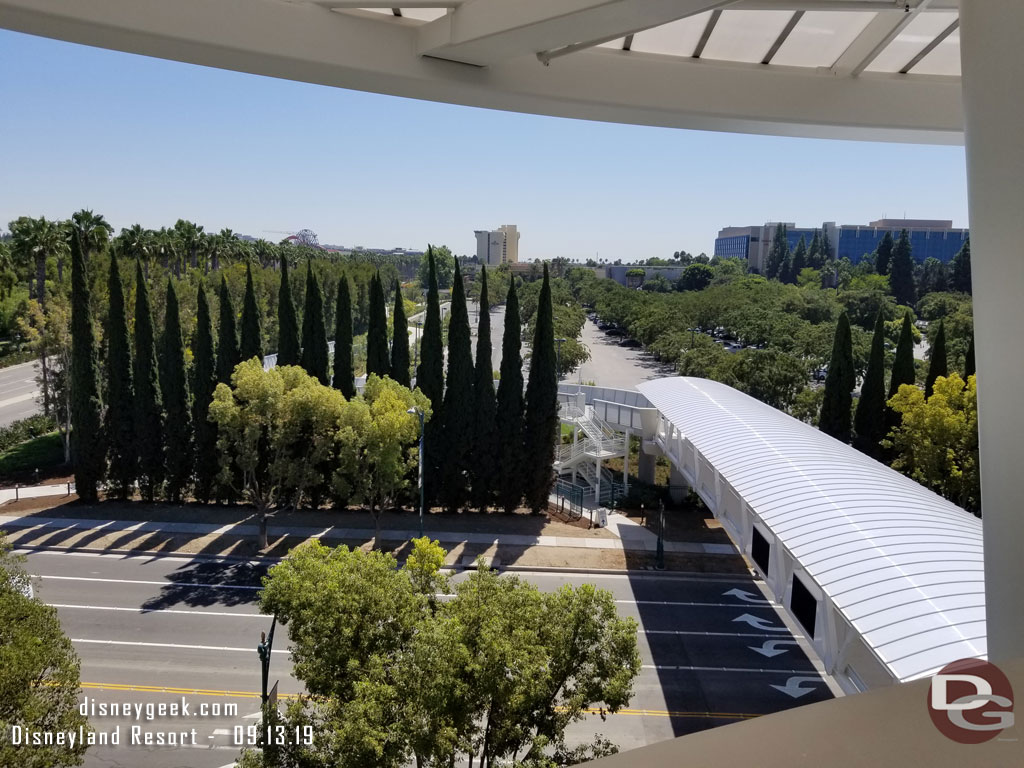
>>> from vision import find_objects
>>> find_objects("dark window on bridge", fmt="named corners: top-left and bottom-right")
top-left (750, 526), bottom-right (771, 576)
top-left (790, 575), bottom-right (817, 637)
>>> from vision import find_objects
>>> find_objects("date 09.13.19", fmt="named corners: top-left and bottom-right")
top-left (234, 725), bottom-right (315, 747)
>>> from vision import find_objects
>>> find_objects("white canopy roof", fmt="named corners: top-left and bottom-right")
top-left (637, 376), bottom-right (985, 682)
top-left (0, 0), bottom-right (964, 143)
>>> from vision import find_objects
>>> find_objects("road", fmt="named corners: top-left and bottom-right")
top-left (19, 549), bottom-right (833, 767)
top-left (0, 360), bottom-right (41, 428)
top-left (573, 317), bottom-right (675, 390)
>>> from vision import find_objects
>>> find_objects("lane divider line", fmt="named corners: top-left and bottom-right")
top-left (71, 638), bottom-right (288, 654)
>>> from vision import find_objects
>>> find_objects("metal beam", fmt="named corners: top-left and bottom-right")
top-left (762, 10), bottom-right (803, 64)
top-left (899, 18), bottom-right (957, 74)
top-left (418, 0), bottom-right (734, 67)
top-left (0, 0), bottom-right (963, 143)
top-left (831, 0), bottom-right (936, 77)
top-left (692, 9), bottom-right (722, 58)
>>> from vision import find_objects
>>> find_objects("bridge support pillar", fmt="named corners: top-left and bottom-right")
top-left (638, 450), bottom-right (656, 486)
top-left (669, 464), bottom-right (688, 505)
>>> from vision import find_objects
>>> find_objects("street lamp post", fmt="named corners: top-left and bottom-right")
top-left (257, 616), bottom-right (277, 754)
top-left (655, 500), bottom-right (665, 570)
top-left (407, 407), bottom-right (425, 538)
top-left (555, 337), bottom-right (566, 380)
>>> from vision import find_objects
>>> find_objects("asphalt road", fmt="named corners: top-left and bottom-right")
top-left (573, 317), bottom-right (676, 391)
top-left (0, 360), bottom-right (41, 428)
top-left (18, 550), bottom-right (834, 767)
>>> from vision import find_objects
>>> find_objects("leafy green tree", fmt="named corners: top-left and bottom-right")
top-left (765, 223), bottom-right (788, 280)
top-left (471, 266), bottom-right (498, 511)
top-left (192, 282), bottom-right (219, 503)
top-left (69, 231), bottom-right (104, 503)
top-left (820, 227), bottom-right (833, 269)
top-left (300, 261), bottom-right (330, 385)
top-left (924, 319), bottom-right (948, 399)
top-left (885, 373), bottom-right (979, 513)
top-left (818, 312), bottom-right (854, 442)
top-left (416, 244), bottom-right (456, 290)
top-left (439, 261), bottom-right (474, 512)
top-left (134, 260), bottom-right (164, 501)
top-left (417, 248), bottom-right (445, 505)
top-left (390, 278), bottom-right (411, 387)
top-left (522, 264), bottom-right (558, 512)
top-left (782, 236), bottom-right (807, 284)
top-left (949, 237), bottom-right (972, 294)
top-left (366, 271), bottom-right (390, 378)
top-left (677, 263), bottom-right (714, 291)
top-left (0, 538), bottom-right (90, 768)
top-left (917, 257), bottom-right (948, 297)
top-left (240, 262), bottom-right (263, 362)
top-left (160, 279), bottom-right (193, 503)
top-left (333, 375), bottom-right (431, 543)
top-left (853, 310), bottom-right (887, 457)
top-left (806, 229), bottom-right (822, 270)
top-left (216, 274), bottom-right (240, 384)
top-left (333, 277), bottom-right (356, 398)
top-left (276, 254), bottom-right (300, 366)
top-left (889, 229), bottom-right (916, 306)
top-left (210, 361), bottom-right (349, 548)
top-left (104, 252), bottom-right (135, 499)
top-left (496, 279), bottom-right (525, 513)
top-left (875, 231), bottom-right (894, 276)
top-left (886, 310), bottom-right (917, 436)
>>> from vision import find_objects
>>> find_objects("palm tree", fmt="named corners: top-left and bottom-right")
top-left (252, 239), bottom-right (277, 269)
top-left (154, 227), bottom-right (181, 276)
top-left (214, 228), bottom-right (239, 272)
top-left (116, 224), bottom-right (156, 277)
top-left (8, 215), bottom-right (66, 310)
top-left (173, 219), bottom-right (205, 271)
top-left (70, 209), bottom-right (113, 265)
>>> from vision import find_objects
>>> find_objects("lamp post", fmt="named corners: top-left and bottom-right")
top-left (413, 319), bottom-right (422, 375)
top-left (407, 407), bottom-right (425, 538)
top-left (257, 616), bottom-right (277, 754)
top-left (555, 337), bottom-right (566, 380)
top-left (655, 500), bottom-right (665, 571)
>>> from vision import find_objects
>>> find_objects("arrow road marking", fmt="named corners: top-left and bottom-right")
top-left (723, 588), bottom-right (770, 604)
top-left (770, 676), bottom-right (824, 698)
top-left (749, 639), bottom-right (801, 658)
top-left (732, 613), bottom-right (790, 632)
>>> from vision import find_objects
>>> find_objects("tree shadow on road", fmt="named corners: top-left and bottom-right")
top-left (140, 555), bottom-right (269, 611)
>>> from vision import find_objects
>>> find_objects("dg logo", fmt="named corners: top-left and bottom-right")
top-left (928, 659), bottom-right (1014, 744)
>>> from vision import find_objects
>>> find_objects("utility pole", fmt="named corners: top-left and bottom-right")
top-left (655, 500), bottom-right (665, 571)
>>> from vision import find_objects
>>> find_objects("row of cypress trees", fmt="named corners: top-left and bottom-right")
top-left (71, 242), bottom-right (560, 514)
top-left (820, 307), bottom-right (970, 458)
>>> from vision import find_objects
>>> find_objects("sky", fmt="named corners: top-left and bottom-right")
top-left (0, 29), bottom-right (969, 261)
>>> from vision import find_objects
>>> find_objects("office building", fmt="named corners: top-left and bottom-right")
top-left (715, 219), bottom-right (968, 273)
top-left (474, 224), bottom-right (520, 266)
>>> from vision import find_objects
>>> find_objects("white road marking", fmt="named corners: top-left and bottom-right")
top-left (770, 676), bottom-right (825, 698)
top-left (642, 664), bottom-right (817, 675)
top-left (0, 391), bottom-right (37, 409)
top-left (49, 603), bottom-right (263, 618)
top-left (71, 638), bottom-right (287, 654)
top-left (618, 600), bottom-right (775, 609)
top-left (40, 574), bottom-right (260, 590)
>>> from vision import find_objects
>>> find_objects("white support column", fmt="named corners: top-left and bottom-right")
top-left (595, 457), bottom-right (602, 503)
top-left (623, 427), bottom-right (630, 497)
top-left (959, 0), bottom-right (1024, 663)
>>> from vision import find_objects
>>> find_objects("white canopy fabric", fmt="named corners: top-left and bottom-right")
top-left (637, 376), bottom-right (985, 683)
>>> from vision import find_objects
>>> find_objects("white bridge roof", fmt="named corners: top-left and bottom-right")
top-left (637, 376), bottom-right (985, 683)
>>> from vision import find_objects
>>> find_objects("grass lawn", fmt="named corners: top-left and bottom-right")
top-left (0, 431), bottom-right (66, 478)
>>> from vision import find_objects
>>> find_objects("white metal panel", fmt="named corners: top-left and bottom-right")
top-left (636, 377), bottom-right (986, 683)
top-left (865, 11), bottom-right (959, 73)
top-left (771, 11), bottom-right (875, 68)
top-left (909, 28), bottom-right (960, 76)
top-left (700, 10), bottom-right (793, 64)
top-left (628, 13), bottom-right (711, 57)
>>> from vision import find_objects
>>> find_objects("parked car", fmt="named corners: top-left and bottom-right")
top-left (597, 322), bottom-right (613, 331)
top-left (605, 328), bottom-right (626, 337)
top-left (619, 338), bottom-right (642, 348)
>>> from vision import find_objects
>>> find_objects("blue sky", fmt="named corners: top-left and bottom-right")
top-left (0, 29), bottom-right (968, 261)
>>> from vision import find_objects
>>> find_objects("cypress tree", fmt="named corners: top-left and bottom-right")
top-left (216, 274), bottom-right (240, 384)
top-left (333, 277), bottom-right (355, 398)
top-left (161, 279), bottom-right (192, 503)
top-left (783, 236), bottom-right (807, 284)
top-left (924, 319), bottom-right (948, 399)
top-left (300, 261), bottom-right (330, 384)
top-left (766, 223), bottom-right (788, 280)
top-left (366, 271), bottom-right (390, 378)
top-left (496, 278), bottom-right (524, 514)
top-left (439, 261), bottom-right (474, 512)
top-left (964, 334), bottom-right (976, 380)
top-left (104, 252), bottom-right (135, 499)
top-left (417, 249), bottom-right (445, 506)
top-left (276, 254), bottom-right (300, 366)
top-left (390, 280), bottom-right (410, 386)
top-left (820, 227), bottom-right (833, 266)
top-left (818, 311), bottom-right (855, 443)
top-left (806, 230), bottom-right (822, 270)
top-left (875, 231), bottom-right (894, 276)
top-left (522, 264), bottom-right (559, 512)
top-left (69, 231), bottom-right (104, 503)
top-left (239, 262), bottom-right (263, 363)
top-left (889, 229), bottom-right (917, 306)
top-left (134, 260), bottom-right (163, 501)
top-left (950, 237), bottom-right (972, 294)
top-left (192, 283), bottom-right (219, 503)
top-left (853, 310), bottom-right (887, 457)
top-left (471, 266), bottom-right (498, 510)
top-left (886, 310), bottom-right (917, 435)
